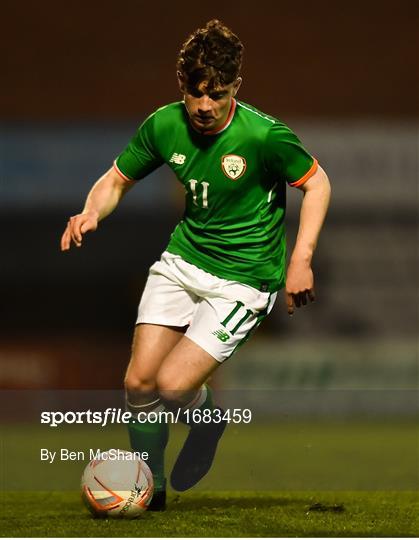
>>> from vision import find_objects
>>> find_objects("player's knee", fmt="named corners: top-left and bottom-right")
top-left (124, 373), bottom-right (157, 396)
top-left (156, 372), bottom-right (193, 409)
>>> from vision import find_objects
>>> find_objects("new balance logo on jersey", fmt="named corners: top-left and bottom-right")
top-left (169, 153), bottom-right (186, 165)
top-left (212, 329), bottom-right (230, 342)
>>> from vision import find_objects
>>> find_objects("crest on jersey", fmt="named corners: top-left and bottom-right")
top-left (221, 155), bottom-right (247, 180)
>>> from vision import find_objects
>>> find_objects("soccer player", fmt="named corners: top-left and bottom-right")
top-left (61, 20), bottom-right (331, 510)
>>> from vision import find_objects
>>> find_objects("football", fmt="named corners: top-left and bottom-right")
top-left (81, 449), bottom-right (154, 518)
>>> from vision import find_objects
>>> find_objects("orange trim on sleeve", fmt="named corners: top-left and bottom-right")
top-left (289, 158), bottom-right (318, 188)
top-left (113, 160), bottom-right (135, 182)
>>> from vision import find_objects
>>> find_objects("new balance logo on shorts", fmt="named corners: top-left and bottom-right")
top-left (212, 329), bottom-right (230, 342)
top-left (169, 153), bottom-right (186, 165)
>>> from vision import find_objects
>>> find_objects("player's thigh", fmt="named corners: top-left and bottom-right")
top-left (125, 254), bottom-right (199, 397)
top-left (124, 323), bottom-right (187, 396)
top-left (156, 336), bottom-right (219, 404)
top-left (156, 284), bottom-right (276, 403)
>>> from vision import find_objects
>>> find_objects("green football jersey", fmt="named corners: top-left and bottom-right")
top-left (115, 99), bottom-right (317, 292)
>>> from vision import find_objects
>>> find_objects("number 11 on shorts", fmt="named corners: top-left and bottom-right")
top-left (221, 301), bottom-right (253, 335)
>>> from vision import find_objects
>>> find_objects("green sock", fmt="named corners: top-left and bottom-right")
top-left (128, 410), bottom-right (169, 492)
top-left (182, 384), bottom-right (215, 427)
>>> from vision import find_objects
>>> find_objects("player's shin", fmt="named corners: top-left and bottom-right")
top-left (126, 396), bottom-right (169, 494)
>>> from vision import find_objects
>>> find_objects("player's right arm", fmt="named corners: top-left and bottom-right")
top-left (60, 166), bottom-right (136, 251)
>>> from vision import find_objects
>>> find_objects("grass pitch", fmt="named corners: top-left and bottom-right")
top-left (1, 421), bottom-right (418, 536)
top-left (1, 490), bottom-right (418, 537)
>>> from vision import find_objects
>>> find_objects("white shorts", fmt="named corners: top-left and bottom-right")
top-left (136, 252), bottom-right (277, 362)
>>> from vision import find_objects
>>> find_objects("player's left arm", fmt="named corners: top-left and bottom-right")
top-left (286, 164), bottom-right (331, 315)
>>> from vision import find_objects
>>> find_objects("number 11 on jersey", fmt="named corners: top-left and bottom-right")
top-left (188, 179), bottom-right (209, 209)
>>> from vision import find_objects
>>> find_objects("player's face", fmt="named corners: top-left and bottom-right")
top-left (179, 76), bottom-right (242, 133)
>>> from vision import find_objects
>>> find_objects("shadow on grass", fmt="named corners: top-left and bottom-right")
top-left (169, 494), bottom-right (303, 511)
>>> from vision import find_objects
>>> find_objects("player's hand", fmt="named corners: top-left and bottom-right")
top-left (60, 211), bottom-right (99, 251)
top-left (285, 259), bottom-right (315, 316)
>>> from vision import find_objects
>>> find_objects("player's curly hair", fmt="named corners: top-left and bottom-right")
top-left (177, 19), bottom-right (244, 91)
